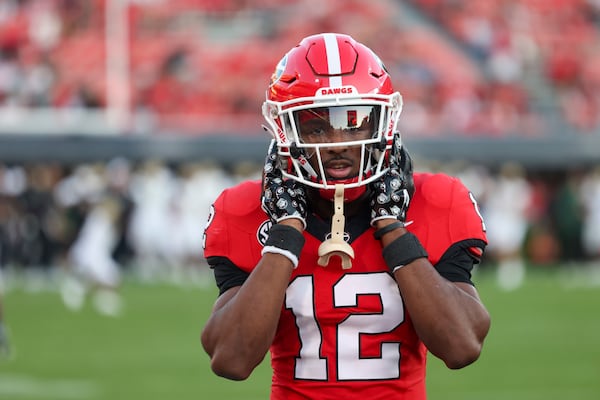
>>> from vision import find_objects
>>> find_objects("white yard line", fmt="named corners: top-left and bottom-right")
top-left (0, 373), bottom-right (100, 399)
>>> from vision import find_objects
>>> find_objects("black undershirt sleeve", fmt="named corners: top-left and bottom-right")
top-left (433, 239), bottom-right (487, 285)
top-left (207, 238), bottom-right (486, 293)
top-left (207, 256), bottom-right (250, 296)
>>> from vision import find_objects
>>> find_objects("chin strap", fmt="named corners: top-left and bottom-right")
top-left (318, 184), bottom-right (355, 269)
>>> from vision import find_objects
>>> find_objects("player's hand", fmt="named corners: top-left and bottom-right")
top-left (370, 134), bottom-right (414, 225)
top-left (261, 140), bottom-right (307, 229)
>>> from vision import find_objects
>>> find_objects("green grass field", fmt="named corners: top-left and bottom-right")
top-left (1, 267), bottom-right (599, 400)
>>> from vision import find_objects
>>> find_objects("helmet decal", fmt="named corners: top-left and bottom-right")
top-left (322, 32), bottom-right (343, 87)
top-left (271, 54), bottom-right (288, 85)
top-left (316, 86), bottom-right (357, 97)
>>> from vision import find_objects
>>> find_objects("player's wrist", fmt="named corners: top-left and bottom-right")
top-left (373, 220), bottom-right (405, 240)
top-left (262, 224), bottom-right (305, 268)
top-left (277, 217), bottom-right (306, 232)
top-left (382, 232), bottom-right (428, 274)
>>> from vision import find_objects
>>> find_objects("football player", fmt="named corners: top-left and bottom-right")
top-left (201, 33), bottom-right (490, 400)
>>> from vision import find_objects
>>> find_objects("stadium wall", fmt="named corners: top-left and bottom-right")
top-left (0, 133), bottom-right (598, 171)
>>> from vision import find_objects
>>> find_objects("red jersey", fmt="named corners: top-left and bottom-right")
top-left (203, 172), bottom-right (487, 400)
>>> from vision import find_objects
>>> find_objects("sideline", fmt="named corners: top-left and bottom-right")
top-left (0, 373), bottom-right (100, 399)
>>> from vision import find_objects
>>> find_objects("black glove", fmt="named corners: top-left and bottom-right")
top-left (370, 134), bottom-right (414, 225)
top-left (261, 140), bottom-right (308, 228)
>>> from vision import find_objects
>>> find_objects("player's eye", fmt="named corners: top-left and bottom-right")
top-left (309, 127), bottom-right (326, 136)
top-left (299, 122), bottom-right (331, 142)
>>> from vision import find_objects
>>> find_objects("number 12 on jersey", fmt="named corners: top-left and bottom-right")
top-left (285, 272), bottom-right (405, 381)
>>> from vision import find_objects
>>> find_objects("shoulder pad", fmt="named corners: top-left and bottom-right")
top-left (417, 173), bottom-right (462, 208)
top-left (216, 180), bottom-right (263, 217)
top-left (410, 173), bottom-right (487, 264)
top-left (204, 180), bottom-right (268, 272)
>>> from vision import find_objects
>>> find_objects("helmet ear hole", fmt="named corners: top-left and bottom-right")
top-left (290, 142), bottom-right (302, 159)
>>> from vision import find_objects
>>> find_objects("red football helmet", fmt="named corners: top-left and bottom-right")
top-left (262, 33), bottom-right (403, 199)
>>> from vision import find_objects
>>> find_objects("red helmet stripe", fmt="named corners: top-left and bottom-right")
top-left (323, 33), bottom-right (342, 87)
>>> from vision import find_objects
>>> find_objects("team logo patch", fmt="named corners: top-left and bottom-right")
top-left (257, 220), bottom-right (273, 246)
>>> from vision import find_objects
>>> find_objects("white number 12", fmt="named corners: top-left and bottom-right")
top-left (285, 272), bottom-right (405, 381)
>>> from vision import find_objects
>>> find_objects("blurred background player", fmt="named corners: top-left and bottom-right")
top-left (60, 194), bottom-right (124, 317)
top-left (580, 166), bottom-right (600, 264)
top-left (483, 162), bottom-right (533, 290)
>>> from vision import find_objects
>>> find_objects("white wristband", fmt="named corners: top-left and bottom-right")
top-left (262, 245), bottom-right (299, 268)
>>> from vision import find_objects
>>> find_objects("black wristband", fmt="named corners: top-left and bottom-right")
top-left (373, 221), bottom-right (405, 240)
top-left (382, 232), bottom-right (428, 273)
top-left (262, 224), bottom-right (305, 267)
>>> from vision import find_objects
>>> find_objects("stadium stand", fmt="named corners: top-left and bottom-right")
top-left (6, 0), bottom-right (599, 137)
top-left (1, 0), bottom-right (600, 292)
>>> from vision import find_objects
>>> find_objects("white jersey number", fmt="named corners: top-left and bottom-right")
top-left (286, 272), bottom-right (404, 381)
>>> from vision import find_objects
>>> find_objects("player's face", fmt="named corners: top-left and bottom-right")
top-left (295, 106), bottom-right (375, 180)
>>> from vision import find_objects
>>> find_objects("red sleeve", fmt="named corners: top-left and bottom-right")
top-left (407, 173), bottom-right (487, 265)
top-left (203, 180), bottom-right (270, 273)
